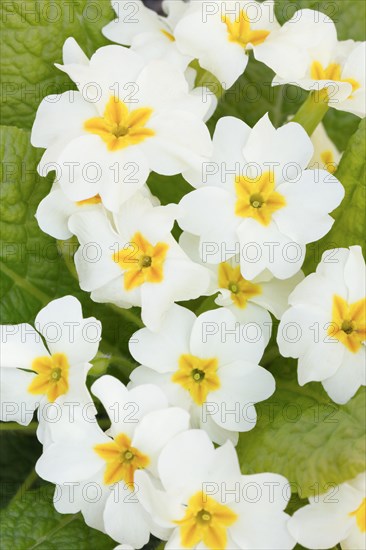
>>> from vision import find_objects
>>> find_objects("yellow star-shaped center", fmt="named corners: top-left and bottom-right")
top-left (174, 491), bottom-right (238, 549)
top-left (235, 170), bottom-right (286, 225)
top-left (171, 354), bottom-right (220, 405)
top-left (94, 432), bottom-right (150, 486)
top-left (84, 96), bottom-right (155, 151)
top-left (112, 232), bottom-right (169, 291)
top-left (28, 353), bottom-right (69, 403)
top-left (218, 262), bottom-right (261, 308)
top-left (222, 9), bottom-right (270, 48)
top-left (328, 294), bottom-right (366, 353)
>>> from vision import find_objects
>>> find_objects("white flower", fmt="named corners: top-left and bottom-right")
top-left (277, 246), bottom-right (366, 404)
top-left (36, 181), bottom-right (158, 240)
top-left (180, 231), bottom-right (304, 345)
top-left (174, 0), bottom-right (298, 89)
top-left (178, 114), bottom-right (344, 280)
top-left (129, 304), bottom-right (274, 445)
top-left (308, 123), bottom-right (342, 175)
top-left (103, 0), bottom-right (192, 70)
top-left (270, 10), bottom-right (366, 117)
top-left (0, 296), bottom-right (100, 431)
top-left (36, 375), bottom-right (190, 548)
top-left (288, 472), bottom-right (366, 550)
top-left (136, 430), bottom-right (295, 550)
top-left (31, 38), bottom-right (212, 212)
top-left (69, 193), bottom-right (210, 331)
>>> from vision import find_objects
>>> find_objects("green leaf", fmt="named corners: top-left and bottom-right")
top-left (303, 118), bottom-right (366, 273)
top-left (0, 432), bottom-right (41, 508)
top-left (237, 354), bottom-right (366, 498)
top-left (0, 485), bottom-right (115, 550)
top-left (0, 0), bottom-right (114, 130)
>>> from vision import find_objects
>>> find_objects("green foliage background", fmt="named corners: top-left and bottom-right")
top-left (0, 1), bottom-right (365, 548)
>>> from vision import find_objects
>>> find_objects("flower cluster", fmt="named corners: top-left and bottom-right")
top-left (1, 1), bottom-right (365, 549)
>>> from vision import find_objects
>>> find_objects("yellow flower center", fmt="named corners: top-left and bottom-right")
top-left (112, 231), bottom-right (169, 291)
top-left (218, 262), bottom-right (261, 308)
top-left (175, 492), bottom-right (238, 549)
top-left (161, 29), bottom-right (175, 42)
top-left (76, 194), bottom-right (102, 206)
top-left (94, 433), bottom-right (150, 486)
top-left (222, 9), bottom-right (270, 48)
top-left (349, 498), bottom-right (366, 533)
top-left (235, 171), bottom-right (286, 226)
top-left (84, 96), bottom-right (155, 151)
top-left (310, 61), bottom-right (360, 100)
top-left (328, 295), bottom-right (366, 353)
top-left (320, 150), bottom-right (337, 174)
top-left (171, 354), bottom-right (220, 405)
top-left (28, 353), bottom-right (69, 403)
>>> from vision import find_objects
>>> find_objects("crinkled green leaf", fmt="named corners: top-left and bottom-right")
top-left (0, 0), bottom-right (114, 129)
top-left (237, 356), bottom-right (366, 498)
top-left (303, 118), bottom-right (366, 273)
top-left (0, 432), bottom-right (41, 508)
top-left (0, 125), bottom-right (138, 379)
top-left (0, 485), bottom-right (115, 550)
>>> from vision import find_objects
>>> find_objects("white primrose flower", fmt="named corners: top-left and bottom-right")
top-left (180, 231), bottom-right (304, 345)
top-left (129, 304), bottom-right (274, 445)
top-left (69, 193), bottom-right (211, 331)
top-left (103, 0), bottom-right (192, 70)
top-left (270, 10), bottom-right (366, 117)
top-left (0, 296), bottom-right (100, 431)
top-left (36, 181), bottom-right (158, 240)
top-left (135, 430), bottom-right (296, 550)
top-left (174, 0), bottom-right (301, 89)
top-left (178, 114), bottom-right (345, 280)
top-left (308, 123), bottom-right (342, 175)
top-left (31, 38), bottom-right (213, 212)
top-left (288, 472), bottom-right (366, 550)
top-left (277, 246), bottom-right (366, 404)
top-left (36, 375), bottom-right (190, 548)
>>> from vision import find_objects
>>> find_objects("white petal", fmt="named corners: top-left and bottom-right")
top-left (274, 170), bottom-right (344, 244)
top-left (190, 307), bottom-right (265, 365)
top-left (104, 486), bottom-right (151, 548)
top-left (0, 368), bottom-right (39, 425)
top-left (0, 324), bottom-right (48, 368)
top-left (243, 115), bottom-right (313, 182)
top-left (158, 429), bottom-right (215, 495)
top-left (31, 91), bottom-right (96, 148)
top-left (322, 347), bottom-right (365, 404)
top-left (208, 361), bottom-right (275, 431)
top-left (237, 219), bottom-right (306, 280)
top-left (129, 304), bottom-right (195, 373)
top-left (132, 407), bottom-right (190, 475)
top-left (36, 188), bottom-right (78, 240)
top-left (344, 246), bottom-right (366, 302)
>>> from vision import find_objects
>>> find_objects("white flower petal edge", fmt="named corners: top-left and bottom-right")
top-left (308, 123), bottom-right (342, 175)
top-left (31, 40), bottom-right (213, 212)
top-left (69, 193), bottom-right (211, 332)
top-left (128, 303), bottom-right (275, 443)
top-left (135, 429), bottom-right (296, 550)
top-left (178, 114), bottom-right (344, 279)
top-left (174, 0), bottom-right (289, 89)
top-left (269, 10), bottom-right (366, 117)
top-left (0, 296), bottom-right (100, 432)
top-left (103, 0), bottom-right (192, 70)
top-left (277, 246), bottom-right (366, 404)
top-left (36, 375), bottom-right (190, 548)
top-left (288, 472), bottom-right (366, 550)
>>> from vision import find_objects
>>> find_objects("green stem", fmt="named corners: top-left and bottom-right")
top-left (292, 91), bottom-right (330, 136)
top-left (10, 469), bottom-right (38, 504)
